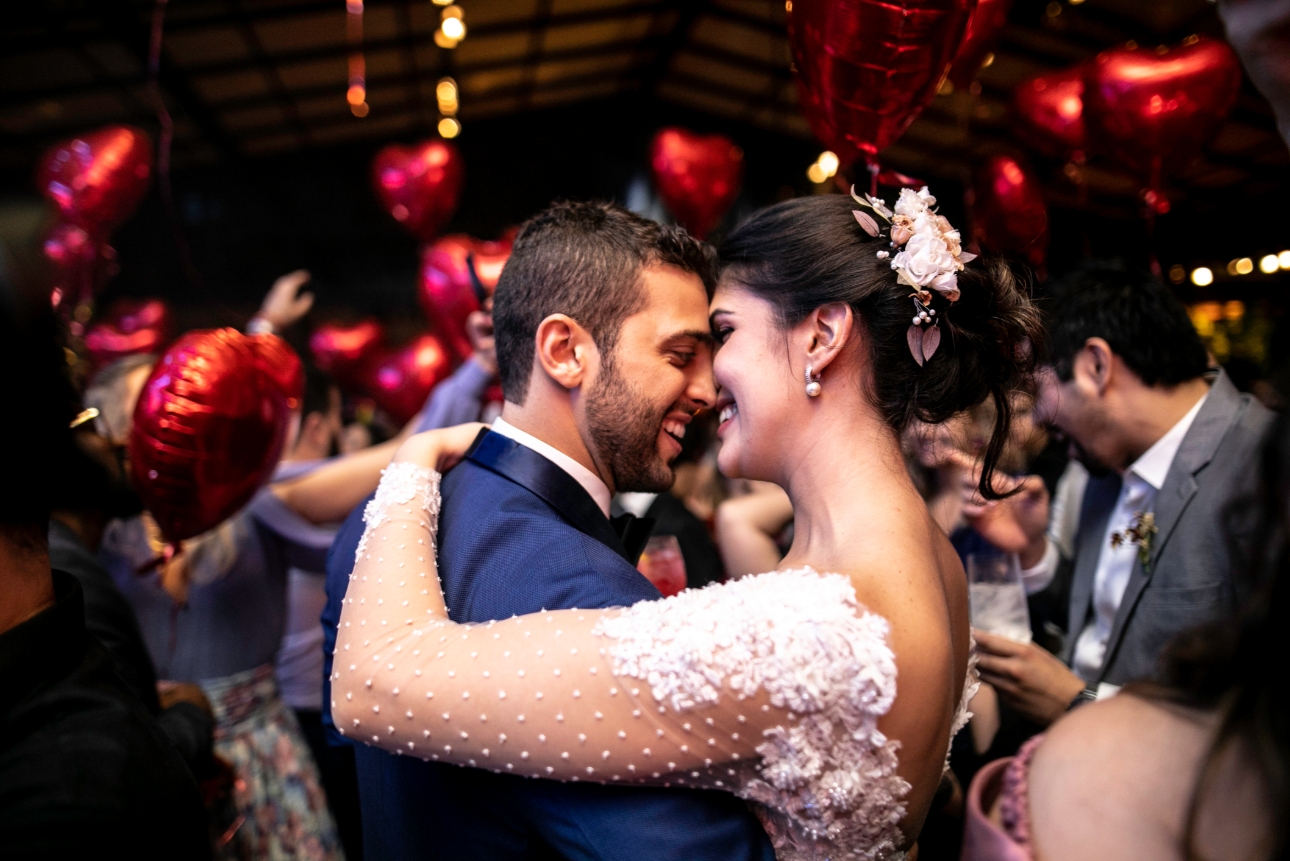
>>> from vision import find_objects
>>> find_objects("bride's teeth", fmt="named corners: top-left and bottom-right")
top-left (719, 404), bottom-right (737, 424)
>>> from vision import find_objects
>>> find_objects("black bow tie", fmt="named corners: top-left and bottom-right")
top-left (610, 512), bottom-right (655, 566)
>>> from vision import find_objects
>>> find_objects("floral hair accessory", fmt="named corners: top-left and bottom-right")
top-left (850, 184), bottom-right (976, 366)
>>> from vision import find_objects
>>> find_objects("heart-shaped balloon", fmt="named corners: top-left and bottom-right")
top-left (130, 329), bottom-right (303, 542)
top-left (789, 0), bottom-right (976, 171)
top-left (44, 221), bottom-right (117, 322)
top-left (649, 128), bottom-right (745, 240)
top-left (1012, 65), bottom-right (1087, 159)
top-left (364, 333), bottom-right (453, 424)
top-left (947, 0), bottom-right (1013, 89)
top-left (84, 299), bottom-right (172, 369)
top-left (1083, 36), bottom-right (1242, 192)
top-left (372, 139), bottom-right (464, 242)
top-left (970, 155), bottom-right (1049, 268)
top-left (37, 125), bottom-right (153, 235)
top-left (310, 319), bottom-right (386, 388)
top-left (420, 233), bottom-right (514, 360)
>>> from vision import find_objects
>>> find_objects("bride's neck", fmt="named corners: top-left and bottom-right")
top-left (777, 407), bottom-right (921, 573)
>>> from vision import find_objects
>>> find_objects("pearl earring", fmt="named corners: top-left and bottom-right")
top-left (805, 365), bottom-right (822, 398)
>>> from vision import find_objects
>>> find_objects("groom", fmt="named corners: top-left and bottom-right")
top-left (322, 201), bottom-right (774, 860)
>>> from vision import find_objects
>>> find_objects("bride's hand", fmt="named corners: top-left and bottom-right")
top-left (391, 422), bottom-right (489, 474)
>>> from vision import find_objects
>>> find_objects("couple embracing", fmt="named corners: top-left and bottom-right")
top-left (324, 190), bottom-right (1039, 860)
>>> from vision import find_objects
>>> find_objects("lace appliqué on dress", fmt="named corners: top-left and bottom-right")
top-left (355, 463), bottom-right (442, 561)
top-left (595, 567), bottom-right (910, 861)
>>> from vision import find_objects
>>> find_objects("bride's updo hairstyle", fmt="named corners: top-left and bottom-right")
top-left (719, 193), bottom-right (1041, 499)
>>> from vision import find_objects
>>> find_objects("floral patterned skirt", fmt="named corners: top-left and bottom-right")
top-left (202, 664), bottom-right (345, 861)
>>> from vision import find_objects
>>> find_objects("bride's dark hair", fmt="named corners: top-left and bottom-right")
top-left (719, 193), bottom-right (1041, 499)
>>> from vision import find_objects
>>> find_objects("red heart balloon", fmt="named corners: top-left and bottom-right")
top-left (789, 0), bottom-right (976, 171)
top-left (36, 125), bottom-right (153, 235)
top-left (419, 233), bottom-right (514, 360)
top-left (364, 333), bottom-right (453, 424)
top-left (1012, 65), bottom-right (1087, 160)
top-left (1083, 36), bottom-right (1242, 192)
top-left (130, 329), bottom-right (303, 542)
top-left (971, 155), bottom-right (1049, 268)
top-left (947, 0), bottom-right (1013, 89)
top-left (372, 139), bottom-right (464, 242)
top-left (649, 128), bottom-right (745, 240)
top-left (310, 319), bottom-right (386, 388)
top-left (44, 221), bottom-right (117, 323)
top-left (84, 299), bottom-right (173, 369)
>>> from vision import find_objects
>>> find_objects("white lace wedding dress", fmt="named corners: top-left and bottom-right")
top-left (333, 464), bottom-right (975, 860)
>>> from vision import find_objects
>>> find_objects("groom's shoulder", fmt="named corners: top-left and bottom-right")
top-left (437, 459), bottom-right (658, 615)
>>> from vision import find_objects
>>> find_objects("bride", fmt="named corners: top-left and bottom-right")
top-left (333, 188), bottom-right (1039, 859)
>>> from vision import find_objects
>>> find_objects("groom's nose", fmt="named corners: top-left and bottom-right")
top-left (685, 355), bottom-right (717, 411)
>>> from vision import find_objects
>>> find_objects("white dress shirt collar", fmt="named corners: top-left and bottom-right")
top-left (490, 418), bottom-right (613, 518)
top-left (1127, 392), bottom-right (1208, 490)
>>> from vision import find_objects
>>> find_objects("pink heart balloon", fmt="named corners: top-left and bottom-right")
top-left (1083, 36), bottom-right (1242, 193)
top-left (371, 139), bottom-right (465, 242)
top-left (419, 232), bottom-right (514, 361)
top-left (84, 299), bottom-right (172, 369)
top-left (36, 125), bottom-right (153, 235)
top-left (44, 221), bottom-right (116, 320)
top-left (971, 155), bottom-right (1048, 268)
top-left (130, 329), bottom-right (303, 542)
top-left (363, 333), bottom-right (454, 424)
top-left (1012, 65), bottom-right (1087, 160)
top-left (649, 128), bottom-right (744, 240)
top-left (789, 0), bottom-right (976, 171)
top-left (947, 0), bottom-right (1013, 89)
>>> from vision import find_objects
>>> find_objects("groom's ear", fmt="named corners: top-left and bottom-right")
top-left (804, 302), bottom-right (854, 375)
top-left (534, 314), bottom-right (599, 391)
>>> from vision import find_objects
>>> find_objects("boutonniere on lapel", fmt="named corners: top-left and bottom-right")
top-left (1111, 511), bottom-right (1158, 570)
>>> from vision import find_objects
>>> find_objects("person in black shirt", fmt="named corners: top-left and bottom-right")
top-left (0, 271), bottom-right (210, 859)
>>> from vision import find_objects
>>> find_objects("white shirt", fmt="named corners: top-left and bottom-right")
top-left (1070, 393), bottom-right (1208, 682)
top-left (491, 418), bottom-right (613, 518)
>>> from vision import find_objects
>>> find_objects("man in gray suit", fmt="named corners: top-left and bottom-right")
top-left (970, 267), bottom-right (1273, 727)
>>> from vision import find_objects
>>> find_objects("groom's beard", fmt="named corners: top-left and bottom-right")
top-left (584, 356), bottom-right (676, 494)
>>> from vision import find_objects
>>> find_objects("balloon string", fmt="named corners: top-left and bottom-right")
top-left (868, 160), bottom-right (880, 197)
top-left (147, 0), bottom-right (208, 298)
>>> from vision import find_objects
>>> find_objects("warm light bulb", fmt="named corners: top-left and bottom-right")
top-left (439, 117), bottom-right (461, 138)
top-left (432, 0), bottom-right (453, 4)
top-left (1190, 267), bottom-right (1213, 287)
top-left (1260, 254), bottom-right (1279, 274)
top-left (1168, 264), bottom-right (1185, 284)
top-left (434, 30), bottom-right (459, 48)
top-left (1279, 250), bottom-right (1290, 270)
top-left (440, 5), bottom-right (463, 19)
top-left (436, 78), bottom-right (457, 102)
top-left (441, 17), bottom-right (465, 40)
top-left (807, 162), bottom-right (827, 184)
top-left (347, 84), bottom-right (366, 105)
top-left (817, 151), bottom-right (839, 178)
top-left (351, 101), bottom-right (370, 117)
top-left (1235, 257), bottom-right (1254, 275)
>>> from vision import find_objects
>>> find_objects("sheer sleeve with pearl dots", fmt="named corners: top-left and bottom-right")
top-left (333, 462), bottom-right (913, 861)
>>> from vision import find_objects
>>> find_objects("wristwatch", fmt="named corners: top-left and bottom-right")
top-left (1067, 684), bottom-right (1098, 711)
top-left (247, 316), bottom-right (275, 335)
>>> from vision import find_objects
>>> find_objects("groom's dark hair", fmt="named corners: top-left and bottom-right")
top-left (493, 200), bottom-right (718, 404)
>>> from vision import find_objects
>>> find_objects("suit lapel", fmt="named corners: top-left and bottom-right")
top-left (1097, 372), bottom-right (1244, 680)
top-left (1064, 473), bottom-right (1121, 663)
top-left (464, 429), bottom-right (633, 563)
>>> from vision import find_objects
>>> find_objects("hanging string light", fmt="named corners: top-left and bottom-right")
top-left (436, 76), bottom-right (460, 138)
top-left (435, 4), bottom-right (466, 49)
top-left (346, 0), bottom-right (368, 117)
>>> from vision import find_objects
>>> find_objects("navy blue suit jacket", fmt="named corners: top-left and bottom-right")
top-left (322, 430), bottom-right (773, 860)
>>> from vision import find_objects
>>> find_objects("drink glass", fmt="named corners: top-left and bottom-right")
top-left (966, 552), bottom-right (1032, 643)
top-left (637, 535), bottom-right (687, 598)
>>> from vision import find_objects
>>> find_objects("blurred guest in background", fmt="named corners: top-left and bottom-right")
top-left (48, 425), bottom-right (216, 779)
top-left (0, 273), bottom-right (210, 860)
top-left (714, 480), bottom-right (792, 579)
top-left (963, 406), bottom-right (1290, 861)
top-left (968, 266), bottom-right (1273, 732)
